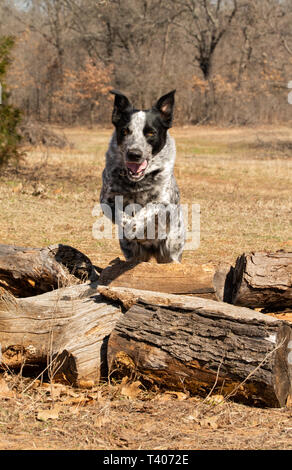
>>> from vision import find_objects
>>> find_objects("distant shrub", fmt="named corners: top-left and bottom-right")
top-left (0, 36), bottom-right (22, 167)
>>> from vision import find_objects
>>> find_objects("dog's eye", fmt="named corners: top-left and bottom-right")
top-left (145, 130), bottom-right (155, 138)
top-left (121, 128), bottom-right (130, 136)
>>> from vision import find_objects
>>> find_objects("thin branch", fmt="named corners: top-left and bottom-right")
top-left (282, 37), bottom-right (292, 56)
top-left (224, 338), bottom-right (286, 402)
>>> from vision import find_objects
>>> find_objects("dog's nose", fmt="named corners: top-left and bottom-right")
top-left (127, 149), bottom-right (143, 162)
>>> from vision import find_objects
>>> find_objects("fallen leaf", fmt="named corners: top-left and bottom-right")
top-left (186, 409), bottom-right (200, 421)
top-left (199, 416), bottom-right (219, 430)
top-left (50, 384), bottom-right (68, 400)
top-left (61, 396), bottom-right (92, 406)
top-left (94, 415), bottom-right (111, 427)
top-left (0, 378), bottom-right (15, 399)
top-left (95, 390), bottom-right (107, 404)
top-left (164, 391), bottom-right (188, 401)
top-left (155, 391), bottom-right (188, 402)
top-left (53, 188), bottom-right (62, 195)
top-left (78, 380), bottom-right (95, 388)
top-left (120, 376), bottom-right (129, 385)
top-left (69, 406), bottom-right (80, 416)
top-left (286, 395), bottom-right (292, 408)
top-left (32, 183), bottom-right (46, 196)
top-left (120, 380), bottom-right (142, 399)
top-left (37, 407), bottom-right (60, 421)
top-left (155, 393), bottom-right (173, 402)
top-left (37, 382), bottom-right (69, 400)
top-left (13, 184), bottom-right (23, 193)
top-left (205, 394), bottom-right (225, 406)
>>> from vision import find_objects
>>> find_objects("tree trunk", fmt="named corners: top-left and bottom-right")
top-left (0, 282), bottom-right (122, 387)
top-left (102, 286), bottom-right (292, 407)
top-left (98, 258), bottom-right (232, 301)
top-left (232, 251), bottom-right (292, 309)
top-left (0, 244), bottom-right (98, 297)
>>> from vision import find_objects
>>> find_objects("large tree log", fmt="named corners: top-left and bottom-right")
top-left (0, 244), bottom-right (98, 297)
top-left (232, 251), bottom-right (292, 309)
top-left (101, 286), bottom-right (292, 407)
top-left (0, 282), bottom-right (122, 386)
top-left (1, 278), bottom-right (292, 405)
top-left (98, 258), bottom-right (232, 301)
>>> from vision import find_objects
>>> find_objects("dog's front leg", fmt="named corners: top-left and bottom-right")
top-left (120, 204), bottom-right (161, 241)
top-left (118, 205), bottom-right (159, 262)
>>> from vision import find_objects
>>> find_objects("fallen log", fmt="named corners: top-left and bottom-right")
top-left (1, 242), bottom-right (292, 405)
top-left (19, 119), bottom-right (70, 148)
top-left (232, 251), bottom-right (292, 309)
top-left (101, 286), bottom-right (292, 407)
top-left (0, 282), bottom-right (122, 386)
top-left (98, 258), bottom-right (232, 301)
top-left (0, 244), bottom-right (97, 297)
top-left (1, 278), bottom-right (292, 405)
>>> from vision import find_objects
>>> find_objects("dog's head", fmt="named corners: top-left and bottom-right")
top-left (110, 90), bottom-right (176, 182)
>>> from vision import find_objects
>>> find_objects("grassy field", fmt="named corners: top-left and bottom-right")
top-left (0, 125), bottom-right (291, 450)
top-left (1, 125), bottom-right (291, 268)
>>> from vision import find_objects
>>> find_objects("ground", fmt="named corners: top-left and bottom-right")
top-left (0, 125), bottom-right (291, 450)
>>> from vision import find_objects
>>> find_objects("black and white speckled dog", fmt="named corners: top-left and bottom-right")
top-left (100, 89), bottom-right (185, 263)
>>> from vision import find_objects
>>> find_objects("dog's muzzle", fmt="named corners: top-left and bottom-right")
top-left (126, 149), bottom-right (148, 181)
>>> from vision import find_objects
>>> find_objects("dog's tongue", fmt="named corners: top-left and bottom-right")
top-left (126, 160), bottom-right (147, 174)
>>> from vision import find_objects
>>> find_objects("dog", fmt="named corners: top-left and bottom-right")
top-left (100, 89), bottom-right (185, 263)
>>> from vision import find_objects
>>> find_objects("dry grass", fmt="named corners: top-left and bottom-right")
top-left (0, 124), bottom-right (291, 267)
top-left (0, 124), bottom-right (292, 450)
top-left (1, 371), bottom-right (292, 450)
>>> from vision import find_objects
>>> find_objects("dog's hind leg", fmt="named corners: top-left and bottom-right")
top-left (120, 239), bottom-right (152, 262)
top-left (155, 237), bottom-right (184, 263)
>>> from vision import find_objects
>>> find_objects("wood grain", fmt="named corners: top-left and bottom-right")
top-left (232, 251), bottom-right (292, 309)
top-left (102, 286), bottom-right (292, 407)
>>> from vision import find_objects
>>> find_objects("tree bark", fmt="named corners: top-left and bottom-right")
top-left (0, 282), bottom-right (122, 387)
top-left (102, 286), bottom-right (292, 407)
top-left (232, 251), bottom-right (292, 309)
top-left (1, 243), bottom-right (292, 404)
top-left (0, 244), bottom-right (98, 297)
top-left (98, 258), bottom-right (232, 301)
top-left (1, 278), bottom-right (292, 405)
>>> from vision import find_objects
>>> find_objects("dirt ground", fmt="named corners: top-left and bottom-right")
top-left (0, 125), bottom-right (292, 450)
top-left (0, 374), bottom-right (292, 450)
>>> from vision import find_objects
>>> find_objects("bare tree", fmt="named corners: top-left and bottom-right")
top-left (270, 0), bottom-right (292, 56)
top-left (64, 0), bottom-right (183, 106)
top-left (175, 0), bottom-right (238, 79)
top-left (3, 0), bottom-right (292, 126)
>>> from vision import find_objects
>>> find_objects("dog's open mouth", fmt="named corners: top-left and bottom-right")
top-left (126, 160), bottom-right (148, 180)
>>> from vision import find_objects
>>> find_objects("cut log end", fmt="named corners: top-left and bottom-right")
top-left (0, 243), bottom-right (99, 297)
top-left (0, 282), bottom-right (122, 387)
top-left (232, 251), bottom-right (292, 309)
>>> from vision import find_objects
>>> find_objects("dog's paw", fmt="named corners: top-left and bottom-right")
top-left (121, 218), bottom-right (138, 239)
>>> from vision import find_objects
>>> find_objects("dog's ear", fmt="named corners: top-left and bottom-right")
top-left (110, 90), bottom-right (132, 125)
top-left (154, 90), bottom-right (176, 127)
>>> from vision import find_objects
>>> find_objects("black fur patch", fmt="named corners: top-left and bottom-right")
top-left (111, 90), bottom-right (175, 153)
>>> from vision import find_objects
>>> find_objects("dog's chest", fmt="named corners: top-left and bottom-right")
top-left (121, 176), bottom-right (178, 209)
top-left (122, 190), bottom-right (157, 208)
